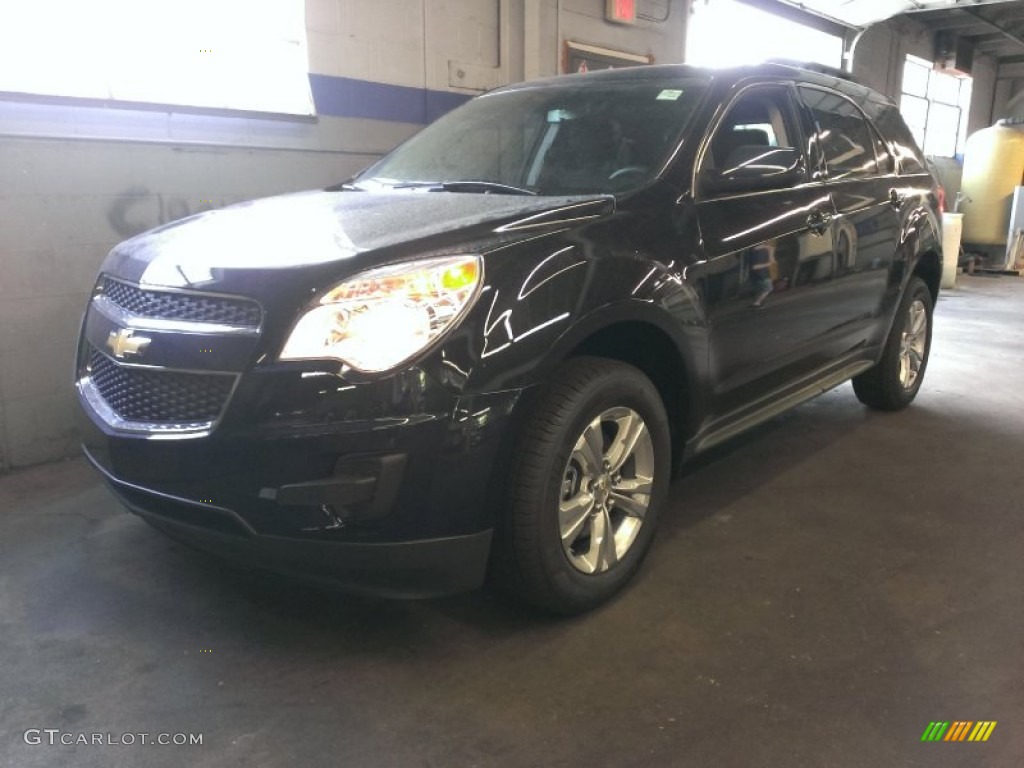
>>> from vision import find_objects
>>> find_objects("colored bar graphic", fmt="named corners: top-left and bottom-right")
top-left (968, 722), bottom-right (997, 742)
top-left (944, 721), bottom-right (972, 741)
top-left (922, 721), bottom-right (996, 742)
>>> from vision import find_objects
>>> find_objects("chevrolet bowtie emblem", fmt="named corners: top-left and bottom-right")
top-left (106, 328), bottom-right (152, 360)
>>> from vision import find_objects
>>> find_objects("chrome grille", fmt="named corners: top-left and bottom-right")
top-left (86, 348), bottom-right (235, 427)
top-left (101, 277), bottom-right (262, 329)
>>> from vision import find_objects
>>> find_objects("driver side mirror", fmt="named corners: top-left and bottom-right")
top-left (702, 146), bottom-right (805, 196)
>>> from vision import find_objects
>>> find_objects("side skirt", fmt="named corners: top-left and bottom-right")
top-left (686, 352), bottom-right (878, 457)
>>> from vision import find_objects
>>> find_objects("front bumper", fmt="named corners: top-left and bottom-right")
top-left (79, 378), bottom-right (525, 597)
top-left (86, 447), bottom-right (493, 597)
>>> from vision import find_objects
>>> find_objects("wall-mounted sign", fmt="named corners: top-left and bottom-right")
top-left (606, 0), bottom-right (637, 24)
top-left (565, 41), bottom-right (652, 75)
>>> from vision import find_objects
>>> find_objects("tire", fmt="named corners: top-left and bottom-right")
top-left (853, 276), bottom-right (933, 411)
top-left (491, 357), bottom-right (671, 614)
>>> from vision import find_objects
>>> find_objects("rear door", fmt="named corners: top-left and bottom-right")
top-left (797, 86), bottom-right (903, 352)
top-left (694, 82), bottom-right (837, 415)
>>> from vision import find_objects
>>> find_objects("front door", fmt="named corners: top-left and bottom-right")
top-left (694, 83), bottom-right (837, 416)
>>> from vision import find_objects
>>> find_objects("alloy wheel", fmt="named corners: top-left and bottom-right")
top-left (899, 298), bottom-right (928, 389)
top-left (558, 407), bottom-right (655, 574)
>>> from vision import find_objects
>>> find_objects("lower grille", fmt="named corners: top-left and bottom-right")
top-left (86, 347), bottom-right (235, 428)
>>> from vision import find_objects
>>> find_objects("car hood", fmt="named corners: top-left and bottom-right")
top-left (101, 189), bottom-right (614, 293)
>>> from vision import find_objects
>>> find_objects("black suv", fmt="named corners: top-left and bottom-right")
top-left (76, 63), bottom-right (942, 613)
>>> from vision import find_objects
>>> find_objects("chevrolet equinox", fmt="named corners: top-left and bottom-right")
top-left (76, 63), bottom-right (942, 613)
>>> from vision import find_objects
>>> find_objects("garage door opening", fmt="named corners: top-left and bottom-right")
top-left (687, 0), bottom-right (843, 69)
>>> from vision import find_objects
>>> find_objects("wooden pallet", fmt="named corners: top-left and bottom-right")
top-left (963, 232), bottom-right (1024, 276)
top-left (963, 251), bottom-right (1023, 276)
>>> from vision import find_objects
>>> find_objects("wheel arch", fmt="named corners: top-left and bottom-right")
top-left (911, 248), bottom-right (941, 304)
top-left (900, 196), bottom-right (943, 303)
top-left (533, 304), bottom-right (703, 474)
top-left (566, 322), bottom-right (690, 471)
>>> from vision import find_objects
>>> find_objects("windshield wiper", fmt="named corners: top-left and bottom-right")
top-left (437, 180), bottom-right (538, 196)
top-left (361, 178), bottom-right (538, 196)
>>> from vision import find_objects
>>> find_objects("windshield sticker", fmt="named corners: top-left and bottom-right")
top-left (657, 89), bottom-right (683, 101)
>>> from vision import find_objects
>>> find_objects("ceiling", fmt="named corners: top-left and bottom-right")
top-left (775, 0), bottom-right (1017, 28)
top-left (771, 0), bottom-right (1024, 68)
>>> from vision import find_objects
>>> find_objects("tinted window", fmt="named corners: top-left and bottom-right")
top-left (697, 85), bottom-right (805, 198)
top-left (870, 127), bottom-right (895, 174)
top-left (357, 78), bottom-right (708, 197)
top-left (874, 105), bottom-right (928, 175)
top-left (705, 86), bottom-right (798, 170)
top-left (799, 87), bottom-right (879, 180)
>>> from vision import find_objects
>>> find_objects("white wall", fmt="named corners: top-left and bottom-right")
top-left (547, 0), bottom-right (683, 75)
top-left (991, 75), bottom-right (1024, 121)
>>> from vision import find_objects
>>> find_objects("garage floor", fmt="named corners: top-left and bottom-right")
top-left (1, 274), bottom-right (1022, 768)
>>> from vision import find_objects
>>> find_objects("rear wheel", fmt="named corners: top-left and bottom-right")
top-left (492, 357), bottom-right (671, 614)
top-left (853, 276), bottom-right (933, 411)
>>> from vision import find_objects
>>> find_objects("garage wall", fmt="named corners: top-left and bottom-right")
top-left (991, 72), bottom-right (1024, 121)
top-left (991, 79), bottom-right (1015, 119)
top-left (0, 0), bottom-right (686, 470)
top-left (541, 0), bottom-right (683, 76)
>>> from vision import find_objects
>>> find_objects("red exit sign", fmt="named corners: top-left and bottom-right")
top-left (606, 0), bottom-right (637, 24)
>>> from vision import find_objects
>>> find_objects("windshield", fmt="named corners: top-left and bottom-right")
top-left (356, 77), bottom-right (708, 197)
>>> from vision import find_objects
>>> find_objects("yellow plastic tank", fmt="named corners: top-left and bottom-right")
top-left (961, 121), bottom-right (1024, 245)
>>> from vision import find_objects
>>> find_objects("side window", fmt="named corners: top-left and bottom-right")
top-left (700, 86), bottom-right (804, 194)
top-left (870, 128), bottom-right (896, 175)
top-left (799, 87), bottom-right (879, 180)
top-left (875, 106), bottom-right (928, 175)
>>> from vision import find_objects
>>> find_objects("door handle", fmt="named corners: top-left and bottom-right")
top-left (806, 210), bottom-right (832, 236)
top-left (889, 188), bottom-right (906, 210)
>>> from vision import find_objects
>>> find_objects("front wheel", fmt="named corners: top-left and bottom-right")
top-left (853, 276), bottom-right (934, 411)
top-left (491, 357), bottom-right (671, 614)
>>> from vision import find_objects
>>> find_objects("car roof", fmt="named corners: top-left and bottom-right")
top-left (498, 61), bottom-right (894, 109)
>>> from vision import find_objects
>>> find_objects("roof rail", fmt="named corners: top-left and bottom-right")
top-left (764, 59), bottom-right (861, 84)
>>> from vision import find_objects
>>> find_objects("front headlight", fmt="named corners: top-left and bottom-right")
top-left (279, 255), bottom-right (482, 372)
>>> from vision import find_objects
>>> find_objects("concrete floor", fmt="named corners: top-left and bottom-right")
top-left (1, 274), bottom-right (1022, 768)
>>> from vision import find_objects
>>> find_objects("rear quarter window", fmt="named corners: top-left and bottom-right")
top-left (798, 86), bottom-right (879, 180)
top-left (873, 106), bottom-right (928, 175)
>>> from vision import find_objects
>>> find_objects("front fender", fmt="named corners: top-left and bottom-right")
top-left (453, 234), bottom-right (707, 393)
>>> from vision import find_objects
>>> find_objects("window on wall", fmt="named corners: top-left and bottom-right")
top-left (900, 54), bottom-right (971, 157)
top-left (0, 0), bottom-right (313, 116)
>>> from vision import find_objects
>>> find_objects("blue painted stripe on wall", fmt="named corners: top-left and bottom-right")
top-left (426, 90), bottom-right (474, 123)
top-left (308, 74), bottom-right (472, 125)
